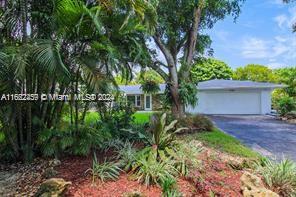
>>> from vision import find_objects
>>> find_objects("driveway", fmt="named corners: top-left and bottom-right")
top-left (208, 115), bottom-right (296, 161)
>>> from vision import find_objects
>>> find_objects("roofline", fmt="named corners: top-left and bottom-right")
top-left (197, 84), bottom-right (287, 91)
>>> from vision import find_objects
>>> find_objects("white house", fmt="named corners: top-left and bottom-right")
top-left (119, 79), bottom-right (285, 115)
top-left (186, 79), bottom-right (285, 115)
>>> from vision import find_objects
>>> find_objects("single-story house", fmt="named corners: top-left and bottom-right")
top-left (119, 79), bottom-right (285, 115)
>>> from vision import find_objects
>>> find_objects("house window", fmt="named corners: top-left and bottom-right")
top-left (127, 95), bottom-right (141, 107)
top-left (135, 95), bottom-right (141, 107)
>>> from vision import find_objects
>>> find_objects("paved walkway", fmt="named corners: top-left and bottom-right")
top-left (208, 115), bottom-right (296, 161)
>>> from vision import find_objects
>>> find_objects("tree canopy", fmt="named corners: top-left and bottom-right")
top-left (233, 64), bottom-right (277, 82)
top-left (190, 58), bottom-right (233, 83)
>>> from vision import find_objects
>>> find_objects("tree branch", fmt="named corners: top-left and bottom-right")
top-left (153, 34), bottom-right (175, 67)
top-left (148, 61), bottom-right (169, 81)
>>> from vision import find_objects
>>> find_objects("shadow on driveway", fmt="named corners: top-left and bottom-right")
top-left (208, 115), bottom-right (296, 161)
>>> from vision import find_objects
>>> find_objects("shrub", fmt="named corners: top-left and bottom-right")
top-left (148, 113), bottom-right (187, 151)
top-left (37, 125), bottom-right (110, 157)
top-left (276, 96), bottom-right (296, 116)
top-left (167, 141), bottom-right (203, 176)
top-left (87, 154), bottom-right (122, 182)
top-left (161, 177), bottom-right (182, 197)
top-left (178, 114), bottom-right (213, 132)
top-left (116, 140), bottom-right (137, 171)
top-left (256, 158), bottom-right (296, 196)
top-left (131, 147), bottom-right (178, 186)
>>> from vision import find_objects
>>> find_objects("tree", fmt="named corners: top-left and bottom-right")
top-left (0, 0), bottom-right (156, 161)
top-left (191, 58), bottom-right (233, 83)
top-left (233, 64), bottom-right (277, 82)
top-left (144, 0), bottom-right (244, 118)
top-left (274, 67), bottom-right (296, 97)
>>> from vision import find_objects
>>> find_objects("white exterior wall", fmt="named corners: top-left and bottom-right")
top-left (186, 89), bottom-right (273, 115)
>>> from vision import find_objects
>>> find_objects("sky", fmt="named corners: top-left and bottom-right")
top-left (204, 0), bottom-right (296, 69)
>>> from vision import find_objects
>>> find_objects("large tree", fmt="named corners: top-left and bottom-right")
top-left (233, 64), bottom-right (277, 82)
top-left (145, 0), bottom-right (244, 118)
top-left (191, 58), bottom-right (233, 83)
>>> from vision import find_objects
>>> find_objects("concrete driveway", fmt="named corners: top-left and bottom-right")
top-left (208, 115), bottom-right (296, 161)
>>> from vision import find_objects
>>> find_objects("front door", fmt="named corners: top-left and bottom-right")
top-left (144, 94), bottom-right (152, 111)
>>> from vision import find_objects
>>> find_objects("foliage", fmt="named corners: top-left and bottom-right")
top-left (37, 125), bottom-right (110, 157)
top-left (167, 142), bottom-right (203, 176)
top-left (97, 102), bottom-right (135, 137)
top-left (136, 69), bottom-right (165, 84)
top-left (191, 58), bottom-right (233, 83)
top-left (148, 113), bottom-right (186, 151)
top-left (178, 82), bottom-right (198, 107)
top-left (274, 67), bottom-right (296, 97)
top-left (233, 64), bottom-right (277, 82)
top-left (116, 140), bottom-right (137, 171)
top-left (87, 154), bottom-right (122, 183)
top-left (193, 129), bottom-right (259, 158)
top-left (141, 80), bottom-right (160, 94)
top-left (161, 177), bottom-right (182, 197)
top-left (130, 147), bottom-right (178, 186)
top-left (133, 112), bottom-right (154, 124)
top-left (256, 158), bottom-right (296, 197)
top-left (276, 96), bottom-right (296, 116)
top-left (178, 115), bottom-right (214, 133)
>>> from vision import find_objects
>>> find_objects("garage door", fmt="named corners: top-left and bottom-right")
top-left (191, 90), bottom-right (262, 114)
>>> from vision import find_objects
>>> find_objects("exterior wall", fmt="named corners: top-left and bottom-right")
top-left (186, 89), bottom-right (273, 115)
top-left (260, 90), bottom-right (272, 114)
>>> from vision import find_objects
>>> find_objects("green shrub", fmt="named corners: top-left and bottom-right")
top-left (256, 158), bottom-right (296, 196)
top-left (37, 125), bottom-right (110, 157)
top-left (161, 177), bottom-right (182, 197)
top-left (178, 114), bottom-right (213, 132)
top-left (87, 154), bottom-right (122, 182)
top-left (167, 141), bottom-right (203, 176)
top-left (131, 147), bottom-right (178, 186)
top-left (116, 140), bottom-right (137, 171)
top-left (148, 113), bottom-right (187, 151)
top-left (277, 96), bottom-right (296, 116)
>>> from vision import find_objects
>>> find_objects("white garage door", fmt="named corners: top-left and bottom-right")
top-left (188, 90), bottom-right (262, 115)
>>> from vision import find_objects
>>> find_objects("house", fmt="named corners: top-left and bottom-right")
top-left (119, 79), bottom-right (285, 114)
top-left (119, 84), bottom-right (166, 111)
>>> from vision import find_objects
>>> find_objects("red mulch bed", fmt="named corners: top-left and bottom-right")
top-left (55, 150), bottom-right (244, 197)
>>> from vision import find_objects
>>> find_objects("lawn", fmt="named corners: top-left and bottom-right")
top-left (132, 111), bottom-right (154, 124)
top-left (187, 129), bottom-right (259, 158)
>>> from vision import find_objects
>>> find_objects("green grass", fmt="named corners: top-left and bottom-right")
top-left (132, 112), bottom-right (154, 124)
top-left (188, 129), bottom-right (259, 158)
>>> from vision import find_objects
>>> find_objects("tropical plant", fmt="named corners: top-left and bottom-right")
top-left (167, 141), bottom-right (203, 176)
top-left (148, 113), bottom-right (187, 152)
top-left (37, 125), bottom-right (110, 157)
top-left (141, 80), bottom-right (160, 94)
top-left (116, 140), bottom-right (138, 171)
top-left (191, 58), bottom-right (233, 83)
top-left (256, 158), bottom-right (296, 197)
top-left (161, 177), bottom-right (182, 197)
top-left (276, 96), bottom-right (296, 116)
top-left (131, 147), bottom-right (178, 186)
top-left (87, 154), bottom-right (122, 183)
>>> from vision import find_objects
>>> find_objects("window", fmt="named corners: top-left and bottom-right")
top-left (127, 95), bottom-right (141, 107)
top-left (136, 95), bottom-right (141, 107)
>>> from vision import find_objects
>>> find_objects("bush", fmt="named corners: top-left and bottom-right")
top-left (161, 177), bottom-right (182, 197)
top-left (37, 125), bottom-right (111, 157)
top-left (87, 154), bottom-right (122, 182)
top-left (130, 147), bottom-right (178, 186)
top-left (116, 140), bottom-right (137, 171)
top-left (256, 158), bottom-right (296, 196)
top-left (277, 96), bottom-right (296, 116)
top-left (178, 114), bottom-right (213, 132)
